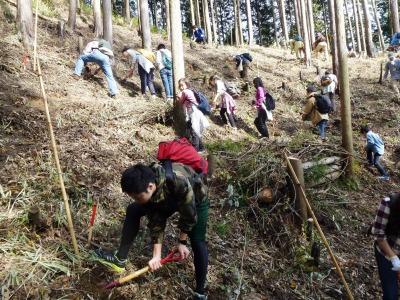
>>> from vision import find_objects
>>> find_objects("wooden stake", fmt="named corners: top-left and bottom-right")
top-left (285, 153), bottom-right (354, 300)
top-left (287, 157), bottom-right (307, 226)
top-left (36, 59), bottom-right (81, 266)
top-left (87, 200), bottom-right (98, 244)
top-left (33, 0), bottom-right (39, 71)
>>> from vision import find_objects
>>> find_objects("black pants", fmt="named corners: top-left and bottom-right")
top-left (254, 109), bottom-right (269, 138)
top-left (191, 131), bottom-right (205, 152)
top-left (220, 108), bottom-right (236, 127)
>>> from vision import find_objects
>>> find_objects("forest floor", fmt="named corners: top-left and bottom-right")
top-left (1, 1), bottom-right (400, 299)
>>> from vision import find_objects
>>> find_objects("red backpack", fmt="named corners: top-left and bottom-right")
top-left (157, 138), bottom-right (208, 175)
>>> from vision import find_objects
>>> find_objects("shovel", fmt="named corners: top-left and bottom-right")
top-left (104, 249), bottom-right (183, 289)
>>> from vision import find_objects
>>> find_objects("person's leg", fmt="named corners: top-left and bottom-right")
top-left (317, 119), bottom-right (328, 139)
top-left (374, 153), bottom-right (388, 176)
top-left (160, 68), bottom-right (169, 98)
top-left (138, 64), bottom-right (147, 95)
top-left (147, 68), bottom-right (156, 95)
top-left (329, 92), bottom-right (335, 111)
top-left (366, 149), bottom-right (374, 164)
top-left (220, 108), bottom-right (228, 124)
top-left (258, 109), bottom-right (269, 138)
top-left (227, 112), bottom-right (236, 127)
top-left (189, 199), bottom-right (209, 297)
top-left (242, 64), bottom-right (249, 80)
top-left (375, 246), bottom-right (399, 300)
top-left (166, 69), bottom-right (173, 98)
top-left (390, 79), bottom-right (400, 95)
top-left (94, 51), bottom-right (119, 96)
top-left (191, 131), bottom-right (200, 151)
top-left (74, 54), bottom-right (91, 76)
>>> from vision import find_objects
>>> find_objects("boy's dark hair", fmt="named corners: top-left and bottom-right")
top-left (325, 70), bottom-right (331, 75)
top-left (121, 164), bottom-right (155, 194)
top-left (360, 125), bottom-right (370, 134)
top-left (192, 25), bottom-right (198, 29)
top-left (178, 77), bottom-right (191, 88)
top-left (157, 44), bottom-right (166, 50)
top-left (306, 86), bottom-right (317, 93)
top-left (122, 47), bottom-right (130, 53)
top-left (209, 75), bottom-right (220, 85)
top-left (253, 77), bottom-right (264, 88)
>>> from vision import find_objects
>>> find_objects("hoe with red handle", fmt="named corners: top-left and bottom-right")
top-left (104, 249), bottom-right (183, 289)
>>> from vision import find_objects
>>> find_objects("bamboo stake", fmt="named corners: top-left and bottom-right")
top-left (33, 0), bottom-right (39, 71)
top-left (37, 59), bottom-right (81, 265)
top-left (284, 153), bottom-right (354, 300)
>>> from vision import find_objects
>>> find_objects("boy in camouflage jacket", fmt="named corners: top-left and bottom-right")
top-left (95, 162), bottom-right (209, 300)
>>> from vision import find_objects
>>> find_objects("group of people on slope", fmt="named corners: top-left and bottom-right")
top-left (288, 33), bottom-right (328, 60)
top-left (73, 40), bottom-right (173, 101)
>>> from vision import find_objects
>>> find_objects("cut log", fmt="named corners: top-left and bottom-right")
top-left (302, 156), bottom-right (341, 169)
top-left (287, 157), bottom-right (308, 226)
top-left (28, 205), bottom-right (41, 229)
top-left (309, 170), bottom-right (342, 187)
top-left (246, 187), bottom-right (273, 205)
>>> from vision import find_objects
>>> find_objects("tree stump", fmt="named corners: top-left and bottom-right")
top-left (78, 36), bottom-right (83, 54)
top-left (317, 66), bottom-right (322, 76)
top-left (57, 21), bottom-right (65, 38)
top-left (28, 205), bottom-right (41, 230)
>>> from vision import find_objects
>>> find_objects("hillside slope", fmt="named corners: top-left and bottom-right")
top-left (1, 1), bottom-right (400, 299)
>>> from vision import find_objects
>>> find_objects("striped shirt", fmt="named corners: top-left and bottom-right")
top-left (371, 197), bottom-right (400, 257)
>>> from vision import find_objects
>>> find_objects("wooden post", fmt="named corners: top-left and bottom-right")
top-left (287, 157), bottom-right (308, 227)
top-left (316, 66), bottom-right (322, 76)
top-left (78, 36), bottom-right (83, 53)
top-left (282, 81), bottom-right (288, 91)
top-left (379, 61), bottom-right (383, 84)
top-left (28, 205), bottom-right (41, 230)
top-left (58, 21), bottom-right (65, 38)
top-left (299, 70), bottom-right (303, 81)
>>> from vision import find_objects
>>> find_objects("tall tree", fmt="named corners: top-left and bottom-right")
top-left (169, 0), bottom-right (187, 137)
top-left (299, 0), bottom-right (311, 66)
top-left (334, 0), bottom-right (355, 177)
top-left (17, 0), bottom-right (34, 47)
top-left (328, 0), bottom-right (339, 76)
top-left (165, 0), bottom-right (171, 41)
top-left (103, 0), bottom-right (113, 44)
top-left (357, 0), bottom-right (367, 52)
top-left (122, 0), bottom-right (130, 21)
top-left (293, 0), bottom-right (302, 36)
top-left (140, 0), bottom-right (152, 49)
top-left (371, 0), bottom-right (384, 51)
top-left (351, 0), bottom-right (361, 52)
top-left (195, 0), bottom-right (201, 28)
top-left (306, 0), bottom-right (315, 45)
top-left (361, 0), bottom-right (374, 57)
top-left (237, 0), bottom-right (244, 45)
top-left (233, 0), bottom-right (239, 46)
top-left (93, 0), bottom-right (103, 38)
top-left (245, 0), bottom-right (253, 45)
top-left (272, 0), bottom-right (279, 47)
top-left (344, 0), bottom-right (355, 49)
top-left (256, 0), bottom-right (262, 44)
top-left (189, 0), bottom-right (195, 26)
top-left (390, 0), bottom-right (399, 34)
top-left (278, 0), bottom-right (288, 47)
top-left (203, 0), bottom-right (212, 45)
top-left (210, 0), bottom-right (218, 45)
top-left (67, 0), bottom-right (76, 30)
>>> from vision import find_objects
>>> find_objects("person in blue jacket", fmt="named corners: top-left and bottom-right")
top-left (390, 32), bottom-right (400, 47)
top-left (192, 25), bottom-right (205, 44)
top-left (360, 125), bottom-right (389, 180)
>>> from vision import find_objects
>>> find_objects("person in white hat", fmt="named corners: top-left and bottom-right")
top-left (383, 52), bottom-right (400, 97)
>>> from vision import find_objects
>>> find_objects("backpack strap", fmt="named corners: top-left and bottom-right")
top-left (163, 159), bottom-right (175, 196)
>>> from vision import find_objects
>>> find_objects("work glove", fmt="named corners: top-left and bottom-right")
top-left (390, 255), bottom-right (400, 271)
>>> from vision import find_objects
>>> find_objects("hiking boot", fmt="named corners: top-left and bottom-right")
top-left (110, 93), bottom-right (118, 99)
top-left (377, 176), bottom-right (390, 181)
top-left (193, 292), bottom-right (206, 300)
top-left (71, 74), bottom-right (80, 81)
top-left (94, 249), bottom-right (127, 272)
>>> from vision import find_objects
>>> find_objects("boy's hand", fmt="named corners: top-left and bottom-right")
top-left (390, 256), bottom-right (400, 271)
top-left (148, 255), bottom-right (162, 271)
top-left (177, 244), bottom-right (190, 259)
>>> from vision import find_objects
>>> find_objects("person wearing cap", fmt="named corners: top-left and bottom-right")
top-left (390, 32), bottom-right (400, 48)
top-left (313, 33), bottom-right (328, 60)
top-left (122, 47), bottom-right (156, 98)
top-left (302, 86), bottom-right (329, 141)
top-left (383, 52), bottom-right (400, 97)
top-left (289, 36), bottom-right (305, 59)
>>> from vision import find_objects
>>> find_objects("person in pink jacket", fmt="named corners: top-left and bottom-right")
top-left (253, 77), bottom-right (271, 139)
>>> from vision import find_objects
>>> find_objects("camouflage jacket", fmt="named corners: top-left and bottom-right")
top-left (147, 162), bottom-right (207, 244)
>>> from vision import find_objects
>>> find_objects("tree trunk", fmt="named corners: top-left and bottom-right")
top-left (278, 0), bottom-right (288, 47)
top-left (344, 0), bottom-right (355, 50)
top-left (307, 0), bottom-right (315, 45)
top-left (357, 0), bottom-right (367, 53)
top-left (245, 0), bottom-right (253, 45)
top-left (323, 1), bottom-right (330, 52)
top-left (237, 0), bottom-right (244, 45)
top-left (299, 0), bottom-right (311, 66)
top-left (165, 0), bottom-right (170, 41)
top-left (293, 0), bottom-right (302, 36)
top-left (122, 0), bottom-right (130, 21)
top-left (17, 0), bottom-right (34, 47)
top-left (203, 0), bottom-right (212, 45)
top-left (256, 0), bottom-right (262, 45)
top-left (361, 0), bottom-right (374, 57)
top-left (371, 0), bottom-right (384, 52)
top-left (154, 0), bottom-right (158, 29)
top-left (67, 0), bottom-right (76, 30)
top-left (390, 0), bottom-right (400, 34)
top-left (272, 0), bottom-right (279, 47)
top-left (328, 0), bottom-right (339, 76)
top-left (195, 0), bottom-right (201, 28)
top-left (210, 0), bottom-right (218, 45)
top-left (352, 0), bottom-right (361, 52)
top-left (140, 0), bottom-right (152, 49)
top-left (169, 0), bottom-right (187, 137)
top-left (103, 0), bottom-right (113, 44)
top-left (334, 0), bottom-right (355, 177)
top-left (288, 157), bottom-right (308, 227)
top-left (189, 0), bottom-right (195, 26)
top-left (93, 0), bottom-right (103, 37)
top-left (233, 0), bottom-right (239, 46)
